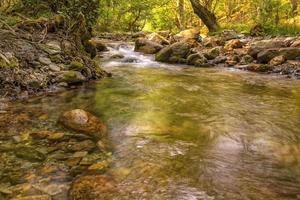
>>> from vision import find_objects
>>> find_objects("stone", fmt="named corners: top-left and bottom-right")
top-left (269, 55), bottom-right (286, 66)
top-left (70, 175), bottom-right (116, 200)
top-left (224, 39), bottom-right (244, 50)
top-left (73, 151), bottom-right (88, 158)
top-left (290, 39), bottom-right (300, 47)
top-left (212, 56), bottom-right (227, 64)
top-left (226, 55), bottom-right (240, 65)
top-left (240, 55), bottom-right (254, 65)
top-left (110, 54), bottom-right (124, 59)
top-left (89, 39), bottom-right (108, 52)
top-left (247, 39), bottom-right (288, 58)
top-left (134, 38), bottom-right (163, 54)
top-left (39, 41), bottom-right (61, 55)
top-left (56, 71), bottom-right (86, 84)
top-left (187, 53), bottom-right (207, 65)
top-left (47, 132), bottom-right (65, 141)
top-left (67, 140), bottom-right (96, 152)
top-left (38, 57), bottom-right (52, 65)
top-left (88, 160), bottom-right (110, 170)
top-left (174, 29), bottom-right (201, 42)
top-left (246, 64), bottom-right (273, 72)
top-left (68, 61), bottom-right (84, 71)
top-left (59, 109), bottom-right (106, 139)
top-left (15, 147), bottom-right (46, 161)
top-left (202, 37), bottom-right (224, 47)
top-left (204, 47), bottom-right (220, 60)
top-left (11, 195), bottom-right (51, 200)
top-left (155, 42), bottom-right (191, 63)
top-left (48, 64), bottom-right (60, 72)
top-left (146, 33), bottom-right (169, 45)
top-left (257, 48), bottom-right (300, 63)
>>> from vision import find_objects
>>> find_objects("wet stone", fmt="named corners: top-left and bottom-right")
top-left (15, 147), bottom-right (46, 162)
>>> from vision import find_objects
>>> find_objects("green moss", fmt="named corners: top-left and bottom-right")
top-left (69, 60), bottom-right (84, 71)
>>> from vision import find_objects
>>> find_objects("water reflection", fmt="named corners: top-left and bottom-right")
top-left (1, 62), bottom-right (300, 199)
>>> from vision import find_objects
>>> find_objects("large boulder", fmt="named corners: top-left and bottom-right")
top-left (155, 42), bottom-right (191, 63)
top-left (134, 38), bottom-right (163, 54)
top-left (247, 39), bottom-right (288, 58)
top-left (59, 109), bottom-right (106, 139)
top-left (146, 33), bottom-right (169, 45)
top-left (257, 47), bottom-right (300, 63)
top-left (174, 29), bottom-right (200, 42)
top-left (89, 39), bottom-right (108, 52)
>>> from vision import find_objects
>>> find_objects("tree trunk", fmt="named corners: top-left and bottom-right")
top-left (290, 0), bottom-right (298, 17)
top-left (189, 0), bottom-right (220, 32)
top-left (177, 0), bottom-right (185, 30)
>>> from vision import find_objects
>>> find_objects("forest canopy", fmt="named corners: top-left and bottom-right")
top-left (0, 0), bottom-right (300, 35)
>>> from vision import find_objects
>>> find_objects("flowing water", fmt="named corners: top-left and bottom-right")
top-left (1, 43), bottom-right (300, 200)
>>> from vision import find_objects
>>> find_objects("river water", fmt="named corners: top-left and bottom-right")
top-left (1, 43), bottom-right (300, 199)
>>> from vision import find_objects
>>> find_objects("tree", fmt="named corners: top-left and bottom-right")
top-left (177, 0), bottom-right (186, 30)
top-left (189, 0), bottom-right (220, 32)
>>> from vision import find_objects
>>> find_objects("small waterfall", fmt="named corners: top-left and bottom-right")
top-left (102, 42), bottom-right (161, 67)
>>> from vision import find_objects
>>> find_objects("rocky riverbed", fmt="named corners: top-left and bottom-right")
top-left (0, 104), bottom-right (112, 199)
top-left (132, 29), bottom-right (300, 78)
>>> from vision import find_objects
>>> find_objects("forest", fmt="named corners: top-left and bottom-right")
top-left (0, 1), bottom-right (300, 200)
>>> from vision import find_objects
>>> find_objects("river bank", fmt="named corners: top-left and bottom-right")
top-left (126, 29), bottom-right (300, 79)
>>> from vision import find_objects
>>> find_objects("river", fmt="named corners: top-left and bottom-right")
top-left (1, 43), bottom-right (300, 200)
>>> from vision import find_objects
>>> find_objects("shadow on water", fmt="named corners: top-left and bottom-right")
top-left (1, 43), bottom-right (300, 199)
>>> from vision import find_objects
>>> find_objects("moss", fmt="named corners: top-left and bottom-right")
top-left (69, 60), bottom-right (84, 71)
top-left (64, 71), bottom-right (78, 79)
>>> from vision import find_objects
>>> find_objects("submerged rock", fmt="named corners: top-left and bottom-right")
top-left (70, 175), bottom-right (116, 200)
top-left (59, 109), bottom-right (106, 139)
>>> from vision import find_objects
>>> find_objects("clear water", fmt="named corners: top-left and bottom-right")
top-left (1, 44), bottom-right (300, 199)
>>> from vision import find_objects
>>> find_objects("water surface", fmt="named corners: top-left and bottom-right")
top-left (1, 45), bottom-right (300, 199)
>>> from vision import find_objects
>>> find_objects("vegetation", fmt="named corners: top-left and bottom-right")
top-left (1, 0), bottom-right (300, 35)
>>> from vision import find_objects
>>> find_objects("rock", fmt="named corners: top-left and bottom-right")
top-left (68, 61), bottom-right (84, 71)
top-left (202, 37), bottom-right (224, 47)
top-left (187, 53), bottom-right (207, 65)
top-left (290, 39), bottom-right (300, 47)
top-left (70, 175), bottom-right (116, 200)
top-left (226, 55), bottom-right (240, 65)
top-left (257, 48), bottom-right (300, 63)
top-left (73, 151), bottom-right (88, 158)
top-left (15, 147), bottom-right (46, 161)
top-left (134, 38), bottom-right (163, 54)
top-left (220, 29), bottom-right (240, 40)
top-left (224, 39), bottom-right (244, 50)
top-left (56, 71), bottom-right (86, 84)
top-left (246, 64), bottom-right (273, 72)
top-left (204, 47), bottom-right (220, 60)
top-left (39, 41), bottom-right (61, 55)
top-left (122, 57), bottom-right (139, 63)
top-left (89, 39), bottom-right (108, 52)
top-left (38, 57), bottom-right (52, 65)
top-left (12, 195), bottom-right (51, 200)
top-left (146, 33), bottom-right (169, 45)
top-left (110, 54), bottom-right (124, 59)
top-left (174, 29), bottom-right (201, 42)
top-left (248, 39), bottom-right (288, 58)
top-left (48, 64), bottom-right (60, 72)
top-left (269, 55), bottom-right (286, 66)
top-left (212, 56), bottom-right (227, 64)
top-left (67, 140), bottom-right (96, 152)
top-left (59, 109), bottom-right (106, 139)
top-left (250, 24), bottom-right (264, 36)
top-left (47, 132), bottom-right (65, 141)
top-left (240, 55), bottom-right (254, 65)
top-left (155, 42), bottom-right (191, 63)
top-left (88, 160), bottom-right (110, 170)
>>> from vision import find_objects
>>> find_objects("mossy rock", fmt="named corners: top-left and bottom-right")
top-left (69, 61), bottom-right (85, 71)
top-left (57, 71), bottom-right (86, 84)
